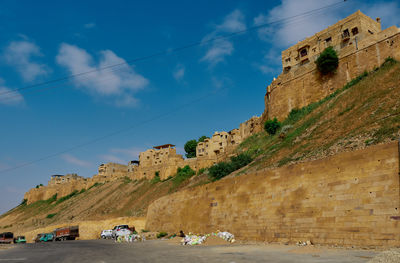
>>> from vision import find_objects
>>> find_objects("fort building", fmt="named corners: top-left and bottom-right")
top-left (239, 116), bottom-right (262, 140)
top-left (48, 173), bottom-right (85, 186)
top-left (139, 144), bottom-right (182, 168)
top-left (135, 144), bottom-right (185, 180)
top-left (281, 11), bottom-right (381, 73)
top-left (127, 160), bottom-right (139, 173)
top-left (96, 162), bottom-right (128, 180)
top-left (263, 10), bottom-right (400, 121)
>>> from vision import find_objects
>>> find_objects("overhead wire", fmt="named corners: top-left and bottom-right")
top-left (0, 0), bottom-right (349, 98)
top-left (0, 0), bottom-right (351, 174)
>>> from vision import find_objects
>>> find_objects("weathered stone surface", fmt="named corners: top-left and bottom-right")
top-left (146, 142), bottom-right (400, 247)
top-left (263, 11), bottom-right (400, 122)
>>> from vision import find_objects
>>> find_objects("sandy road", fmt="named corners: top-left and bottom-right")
top-left (0, 239), bottom-right (378, 263)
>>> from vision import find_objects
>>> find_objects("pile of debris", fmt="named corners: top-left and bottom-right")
top-left (180, 231), bottom-right (235, 246)
top-left (296, 240), bottom-right (313, 246)
top-left (116, 234), bottom-right (146, 243)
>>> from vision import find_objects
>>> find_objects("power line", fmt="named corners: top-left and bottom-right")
top-left (0, 0), bottom-right (349, 98)
top-left (0, 1), bottom-right (350, 174)
top-left (0, 87), bottom-right (226, 174)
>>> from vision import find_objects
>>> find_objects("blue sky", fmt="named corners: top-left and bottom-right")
top-left (1, 0), bottom-right (399, 214)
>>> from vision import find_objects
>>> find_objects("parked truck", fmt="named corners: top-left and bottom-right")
top-left (0, 232), bottom-right (13, 244)
top-left (54, 226), bottom-right (79, 241)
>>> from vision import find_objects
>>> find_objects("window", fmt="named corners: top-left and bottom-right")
top-left (299, 48), bottom-right (308, 57)
top-left (325, 37), bottom-right (332, 43)
top-left (352, 27), bottom-right (359, 35)
top-left (368, 30), bottom-right (374, 34)
top-left (300, 58), bottom-right (309, 65)
top-left (342, 29), bottom-right (350, 39)
top-left (285, 57), bottom-right (291, 62)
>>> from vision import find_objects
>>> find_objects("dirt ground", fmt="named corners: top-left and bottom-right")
top-left (1, 239), bottom-right (395, 263)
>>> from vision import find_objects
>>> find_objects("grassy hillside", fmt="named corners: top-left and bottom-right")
top-left (0, 174), bottom-right (210, 233)
top-left (1, 58), bottom-right (399, 234)
top-left (236, 58), bottom-right (400, 173)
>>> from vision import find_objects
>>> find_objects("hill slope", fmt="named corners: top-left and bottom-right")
top-left (236, 58), bottom-right (400, 173)
top-left (1, 59), bottom-right (399, 236)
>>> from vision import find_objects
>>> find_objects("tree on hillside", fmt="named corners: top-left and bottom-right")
top-left (316, 47), bottom-right (339, 75)
top-left (184, 139), bottom-right (197, 158)
top-left (198, 135), bottom-right (208, 142)
top-left (264, 118), bottom-right (281, 135)
top-left (184, 135), bottom-right (208, 158)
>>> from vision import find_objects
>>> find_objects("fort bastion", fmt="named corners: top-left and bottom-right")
top-left (263, 10), bottom-right (400, 121)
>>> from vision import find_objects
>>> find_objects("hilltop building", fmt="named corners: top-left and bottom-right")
top-left (264, 10), bottom-right (400, 121)
top-left (48, 173), bottom-right (84, 185)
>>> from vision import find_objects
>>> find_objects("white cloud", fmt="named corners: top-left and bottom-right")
top-left (253, 0), bottom-right (400, 75)
top-left (202, 39), bottom-right (234, 66)
top-left (216, 9), bottom-right (246, 32)
top-left (201, 9), bottom-right (246, 65)
top-left (362, 1), bottom-right (400, 28)
top-left (99, 146), bottom-right (144, 165)
top-left (110, 147), bottom-right (143, 159)
top-left (173, 64), bottom-right (185, 81)
top-left (84, 23), bottom-right (96, 29)
top-left (255, 0), bottom-right (341, 47)
top-left (212, 76), bottom-right (232, 90)
top-left (3, 40), bottom-right (49, 82)
top-left (99, 154), bottom-right (126, 164)
top-left (56, 43), bottom-right (149, 106)
top-left (61, 154), bottom-right (92, 167)
top-left (0, 78), bottom-right (24, 106)
top-left (255, 0), bottom-right (400, 48)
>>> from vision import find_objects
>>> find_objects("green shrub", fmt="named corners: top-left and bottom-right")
top-left (157, 232), bottom-right (168, 238)
top-left (150, 172), bottom-right (161, 184)
top-left (48, 194), bottom-right (57, 203)
top-left (208, 153), bottom-right (253, 181)
top-left (169, 165), bottom-right (196, 192)
top-left (79, 188), bottom-right (86, 194)
top-left (19, 199), bottom-right (27, 206)
top-left (383, 56), bottom-right (397, 66)
top-left (46, 213), bottom-right (57, 219)
top-left (230, 153), bottom-right (253, 170)
top-left (88, 182), bottom-right (102, 190)
top-left (197, 167), bottom-right (207, 175)
top-left (264, 118), bottom-right (281, 135)
top-left (208, 162), bottom-right (233, 181)
top-left (316, 47), bottom-right (339, 75)
top-left (141, 229), bottom-right (150, 233)
top-left (55, 190), bottom-right (78, 205)
top-left (123, 176), bottom-right (132, 184)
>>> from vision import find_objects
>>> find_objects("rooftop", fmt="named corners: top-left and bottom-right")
top-left (153, 144), bottom-right (175, 149)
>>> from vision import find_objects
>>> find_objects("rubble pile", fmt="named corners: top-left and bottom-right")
top-left (181, 231), bottom-right (235, 246)
top-left (116, 234), bottom-right (146, 243)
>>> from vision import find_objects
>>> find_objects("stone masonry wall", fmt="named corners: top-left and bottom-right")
top-left (24, 179), bottom-right (98, 205)
top-left (146, 142), bottom-right (400, 247)
top-left (263, 31), bottom-right (400, 122)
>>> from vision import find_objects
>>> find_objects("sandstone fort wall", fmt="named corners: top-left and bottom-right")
top-left (263, 30), bottom-right (400, 122)
top-left (146, 142), bottom-right (400, 247)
